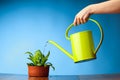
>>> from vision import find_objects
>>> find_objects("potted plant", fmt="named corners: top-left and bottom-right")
top-left (25, 49), bottom-right (55, 77)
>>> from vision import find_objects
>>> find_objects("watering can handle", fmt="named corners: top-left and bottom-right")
top-left (65, 18), bottom-right (104, 54)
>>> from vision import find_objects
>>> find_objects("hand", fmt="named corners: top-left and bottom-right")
top-left (73, 5), bottom-right (93, 26)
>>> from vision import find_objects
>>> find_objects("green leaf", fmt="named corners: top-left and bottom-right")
top-left (41, 51), bottom-right (50, 65)
top-left (41, 58), bottom-right (47, 65)
top-left (33, 50), bottom-right (42, 64)
top-left (46, 62), bottom-right (55, 70)
top-left (45, 51), bottom-right (50, 60)
top-left (25, 51), bottom-right (36, 65)
top-left (35, 50), bottom-right (42, 56)
top-left (25, 52), bottom-right (33, 56)
top-left (34, 50), bottom-right (41, 58)
top-left (27, 63), bottom-right (34, 66)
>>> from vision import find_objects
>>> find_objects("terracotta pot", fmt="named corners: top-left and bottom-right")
top-left (28, 65), bottom-right (49, 77)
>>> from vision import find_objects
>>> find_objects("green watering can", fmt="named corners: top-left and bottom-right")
top-left (48, 18), bottom-right (104, 63)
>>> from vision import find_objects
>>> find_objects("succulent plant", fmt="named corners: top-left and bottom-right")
top-left (25, 50), bottom-right (55, 70)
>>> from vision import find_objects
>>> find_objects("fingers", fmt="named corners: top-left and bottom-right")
top-left (73, 14), bottom-right (89, 26)
top-left (76, 17), bottom-right (80, 25)
top-left (73, 8), bottom-right (91, 26)
top-left (73, 18), bottom-right (77, 26)
top-left (83, 12), bottom-right (89, 23)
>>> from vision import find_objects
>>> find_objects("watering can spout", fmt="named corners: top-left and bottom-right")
top-left (48, 40), bottom-right (74, 60)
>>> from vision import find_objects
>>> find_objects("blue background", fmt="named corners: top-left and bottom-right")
top-left (0, 0), bottom-right (120, 75)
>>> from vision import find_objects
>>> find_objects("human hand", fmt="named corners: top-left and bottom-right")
top-left (73, 5), bottom-right (93, 26)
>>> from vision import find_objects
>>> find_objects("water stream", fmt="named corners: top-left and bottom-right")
top-left (43, 41), bottom-right (49, 54)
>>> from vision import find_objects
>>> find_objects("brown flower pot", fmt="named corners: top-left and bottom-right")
top-left (28, 65), bottom-right (49, 77)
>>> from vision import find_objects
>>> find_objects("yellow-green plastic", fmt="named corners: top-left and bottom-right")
top-left (48, 18), bottom-right (104, 63)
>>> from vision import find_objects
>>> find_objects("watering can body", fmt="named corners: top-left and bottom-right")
top-left (48, 18), bottom-right (104, 63)
top-left (70, 30), bottom-right (96, 62)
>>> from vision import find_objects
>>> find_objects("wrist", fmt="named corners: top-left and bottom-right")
top-left (88, 4), bottom-right (96, 14)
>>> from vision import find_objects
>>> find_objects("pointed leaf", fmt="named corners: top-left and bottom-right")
top-left (25, 52), bottom-right (33, 56)
top-left (46, 62), bottom-right (55, 70)
top-left (45, 51), bottom-right (50, 60)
